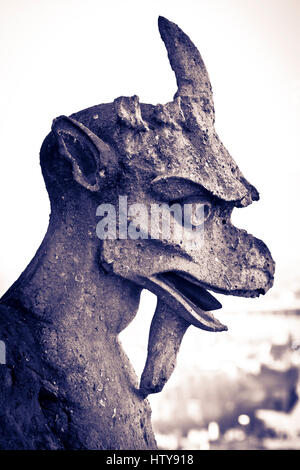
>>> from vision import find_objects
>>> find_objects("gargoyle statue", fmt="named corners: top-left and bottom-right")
top-left (0, 17), bottom-right (275, 450)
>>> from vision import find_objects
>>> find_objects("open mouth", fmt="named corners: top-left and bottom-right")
top-left (159, 272), bottom-right (222, 312)
top-left (149, 271), bottom-right (227, 332)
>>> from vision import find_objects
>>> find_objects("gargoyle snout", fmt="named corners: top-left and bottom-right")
top-left (243, 235), bottom-right (275, 293)
top-left (213, 224), bottom-right (276, 297)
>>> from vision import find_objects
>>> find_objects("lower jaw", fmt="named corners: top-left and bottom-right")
top-left (148, 273), bottom-right (228, 332)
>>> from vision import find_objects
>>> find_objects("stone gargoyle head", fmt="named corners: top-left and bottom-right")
top-left (40, 16), bottom-right (275, 396)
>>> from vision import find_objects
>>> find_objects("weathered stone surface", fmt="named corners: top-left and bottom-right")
top-left (140, 300), bottom-right (190, 397)
top-left (0, 16), bottom-right (275, 449)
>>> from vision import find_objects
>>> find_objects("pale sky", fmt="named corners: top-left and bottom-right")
top-left (0, 0), bottom-right (299, 311)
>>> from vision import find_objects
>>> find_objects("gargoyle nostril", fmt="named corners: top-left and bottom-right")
top-left (258, 288), bottom-right (266, 295)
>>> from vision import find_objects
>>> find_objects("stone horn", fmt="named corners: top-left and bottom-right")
top-left (158, 16), bottom-right (214, 117)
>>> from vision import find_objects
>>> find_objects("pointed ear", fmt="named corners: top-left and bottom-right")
top-left (52, 115), bottom-right (117, 191)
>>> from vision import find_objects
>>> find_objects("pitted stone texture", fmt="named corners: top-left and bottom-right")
top-left (0, 16), bottom-right (275, 448)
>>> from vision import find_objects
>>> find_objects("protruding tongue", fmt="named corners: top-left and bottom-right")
top-left (159, 272), bottom-right (222, 311)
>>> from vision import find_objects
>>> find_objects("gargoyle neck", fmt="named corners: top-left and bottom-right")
top-left (2, 206), bottom-right (141, 334)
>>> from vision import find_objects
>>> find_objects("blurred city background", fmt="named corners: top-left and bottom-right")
top-left (121, 288), bottom-right (300, 450)
top-left (0, 0), bottom-right (299, 450)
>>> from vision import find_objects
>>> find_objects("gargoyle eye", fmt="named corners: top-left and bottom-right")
top-left (181, 196), bottom-right (212, 228)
